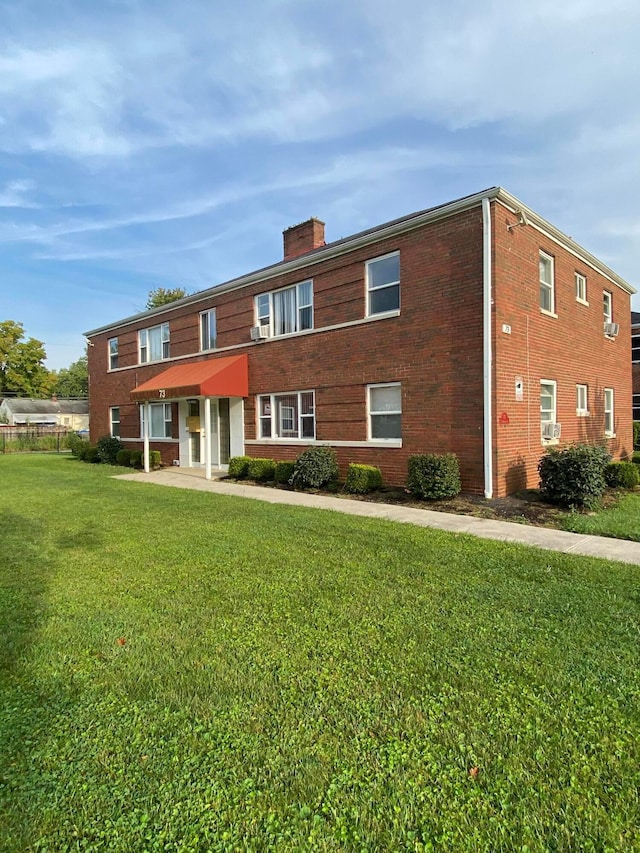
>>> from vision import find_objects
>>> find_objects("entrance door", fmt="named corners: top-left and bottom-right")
top-left (188, 400), bottom-right (201, 465)
top-left (219, 398), bottom-right (231, 466)
top-left (209, 400), bottom-right (219, 467)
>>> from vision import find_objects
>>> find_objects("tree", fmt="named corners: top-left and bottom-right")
top-left (146, 287), bottom-right (190, 309)
top-left (0, 320), bottom-right (53, 397)
top-left (52, 354), bottom-right (88, 398)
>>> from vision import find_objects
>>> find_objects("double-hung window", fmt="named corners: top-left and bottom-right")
top-left (108, 337), bottom-right (119, 370)
top-left (575, 273), bottom-right (587, 304)
top-left (366, 252), bottom-right (400, 316)
top-left (539, 252), bottom-right (555, 314)
top-left (603, 291), bottom-right (613, 334)
top-left (576, 384), bottom-right (588, 416)
top-left (139, 323), bottom-right (170, 363)
top-left (633, 394), bottom-right (640, 421)
top-left (141, 402), bottom-right (172, 438)
top-left (540, 380), bottom-right (557, 442)
top-left (632, 334), bottom-right (640, 363)
top-left (258, 391), bottom-right (315, 439)
top-left (604, 388), bottom-right (614, 437)
top-left (255, 281), bottom-right (313, 337)
top-left (200, 309), bottom-right (217, 351)
top-left (368, 383), bottom-right (402, 440)
top-left (110, 407), bottom-right (120, 437)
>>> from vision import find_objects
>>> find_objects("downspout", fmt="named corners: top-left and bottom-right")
top-left (482, 196), bottom-right (493, 498)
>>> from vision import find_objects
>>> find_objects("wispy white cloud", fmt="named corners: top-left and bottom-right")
top-left (0, 179), bottom-right (40, 207)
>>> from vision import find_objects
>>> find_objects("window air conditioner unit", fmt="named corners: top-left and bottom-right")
top-left (604, 322), bottom-right (619, 337)
top-left (542, 422), bottom-right (561, 440)
top-left (250, 325), bottom-right (270, 341)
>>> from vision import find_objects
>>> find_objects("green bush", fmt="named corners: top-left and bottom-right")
top-left (605, 461), bottom-right (640, 489)
top-left (150, 450), bottom-right (161, 469)
top-left (344, 463), bottom-right (383, 494)
top-left (129, 450), bottom-right (143, 468)
top-left (75, 442), bottom-right (90, 461)
top-left (116, 448), bottom-right (132, 467)
top-left (634, 421), bottom-right (640, 449)
top-left (228, 456), bottom-right (252, 478)
top-left (407, 453), bottom-right (461, 500)
top-left (274, 460), bottom-right (295, 485)
top-left (538, 443), bottom-right (610, 509)
top-left (291, 446), bottom-right (339, 490)
top-left (96, 435), bottom-right (123, 465)
top-left (67, 432), bottom-right (87, 456)
top-left (247, 457), bottom-right (276, 481)
top-left (83, 446), bottom-right (100, 463)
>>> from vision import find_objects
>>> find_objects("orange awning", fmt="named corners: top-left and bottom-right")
top-left (131, 354), bottom-right (249, 402)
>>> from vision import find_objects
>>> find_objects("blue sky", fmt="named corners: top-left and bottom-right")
top-left (2, 0), bottom-right (640, 370)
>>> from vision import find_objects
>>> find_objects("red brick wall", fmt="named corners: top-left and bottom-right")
top-left (492, 201), bottom-right (633, 496)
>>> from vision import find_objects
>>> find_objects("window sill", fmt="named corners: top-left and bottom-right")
top-left (540, 309), bottom-right (558, 319)
top-left (605, 433), bottom-right (616, 439)
top-left (541, 438), bottom-right (560, 446)
top-left (576, 410), bottom-right (590, 417)
top-left (365, 309), bottom-right (401, 321)
top-left (576, 298), bottom-right (589, 307)
top-left (139, 358), bottom-right (171, 366)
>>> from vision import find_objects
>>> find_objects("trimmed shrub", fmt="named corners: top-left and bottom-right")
top-left (538, 443), bottom-right (610, 509)
top-left (605, 461), bottom-right (640, 489)
top-left (634, 421), bottom-right (640, 449)
top-left (150, 450), bottom-right (161, 469)
top-left (228, 456), bottom-right (252, 478)
top-left (407, 453), bottom-right (461, 500)
top-left (96, 435), bottom-right (123, 465)
top-left (67, 432), bottom-right (87, 456)
top-left (344, 463), bottom-right (383, 494)
top-left (291, 446), bottom-right (339, 490)
top-left (116, 448), bottom-right (132, 467)
top-left (75, 442), bottom-right (90, 461)
top-left (247, 457), bottom-right (276, 482)
top-left (83, 446), bottom-right (100, 463)
top-left (129, 450), bottom-right (143, 468)
top-left (274, 460), bottom-right (295, 485)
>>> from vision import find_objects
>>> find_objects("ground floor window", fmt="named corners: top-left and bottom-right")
top-left (604, 388), bottom-right (614, 437)
top-left (258, 391), bottom-right (315, 439)
top-left (633, 394), bottom-right (640, 422)
top-left (141, 402), bottom-right (172, 438)
top-left (368, 383), bottom-right (402, 440)
top-left (540, 379), bottom-right (557, 442)
top-left (576, 384), bottom-right (588, 416)
top-left (110, 406), bottom-right (120, 438)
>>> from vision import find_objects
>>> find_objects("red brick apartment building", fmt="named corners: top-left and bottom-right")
top-left (633, 311), bottom-right (640, 423)
top-left (85, 187), bottom-right (635, 497)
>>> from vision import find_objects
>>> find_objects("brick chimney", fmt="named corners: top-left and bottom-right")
top-left (283, 218), bottom-right (326, 260)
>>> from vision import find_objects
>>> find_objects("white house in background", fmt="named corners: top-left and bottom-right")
top-left (0, 397), bottom-right (89, 429)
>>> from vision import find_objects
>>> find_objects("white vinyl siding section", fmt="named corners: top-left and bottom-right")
top-left (139, 323), bottom-right (170, 364)
top-left (258, 391), bottom-right (315, 440)
top-left (255, 281), bottom-right (313, 337)
top-left (604, 388), bottom-right (614, 437)
top-left (368, 383), bottom-right (402, 440)
top-left (539, 252), bottom-right (555, 314)
top-left (366, 252), bottom-right (400, 316)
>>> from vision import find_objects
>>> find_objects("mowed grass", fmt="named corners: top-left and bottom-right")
top-left (1, 456), bottom-right (639, 852)
top-left (561, 491), bottom-right (640, 541)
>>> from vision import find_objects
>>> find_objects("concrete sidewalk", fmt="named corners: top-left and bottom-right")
top-left (115, 469), bottom-right (640, 566)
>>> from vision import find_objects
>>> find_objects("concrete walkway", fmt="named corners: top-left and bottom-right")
top-left (114, 469), bottom-right (640, 566)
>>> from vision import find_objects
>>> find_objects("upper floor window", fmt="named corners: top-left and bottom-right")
top-left (367, 252), bottom-right (400, 316)
top-left (258, 391), bottom-right (315, 439)
top-left (604, 388), bottom-right (614, 437)
top-left (632, 335), bottom-right (640, 363)
top-left (539, 252), bottom-right (555, 314)
top-left (200, 309), bottom-right (217, 351)
top-left (368, 383), bottom-right (402, 440)
top-left (603, 291), bottom-right (613, 325)
top-left (139, 323), bottom-right (169, 364)
top-left (110, 406), bottom-right (121, 438)
top-left (255, 281), bottom-right (313, 337)
top-left (575, 273), bottom-right (587, 304)
top-left (108, 337), bottom-right (118, 370)
top-left (141, 402), bottom-right (172, 438)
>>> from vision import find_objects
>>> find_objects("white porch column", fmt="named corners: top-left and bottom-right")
top-left (143, 401), bottom-right (150, 472)
top-left (204, 396), bottom-right (212, 480)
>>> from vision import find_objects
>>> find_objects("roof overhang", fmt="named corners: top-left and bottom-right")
top-left (130, 354), bottom-right (248, 402)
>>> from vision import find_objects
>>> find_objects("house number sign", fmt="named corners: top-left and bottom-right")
top-left (158, 389), bottom-right (166, 398)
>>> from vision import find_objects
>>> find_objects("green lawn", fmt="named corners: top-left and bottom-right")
top-left (1, 455), bottom-right (639, 852)
top-left (560, 491), bottom-right (640, 541)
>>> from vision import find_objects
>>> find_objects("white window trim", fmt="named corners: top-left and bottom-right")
top-left (139, 322), bottom-right (170, 364)
top-left (539, 251), bottom-right (555, 316)
top-left (199, 308), bottom-right (217, 352)
top-left (576, 384), bottom-right (589, 417)
top-left (140, 401), bottom-right (173, 439)
top-left (109, 406), bottom-right (120, 437)
top-left (575, 272), bottom-right (588, 306)
top-left (632, 334), bottom-right (640, 364)
top-left (108, 337), bottom-right (119, 371)
top-left (367, 382), bottom-right (402, 441)
top-left (366, 251), bottom-right (400, 318)
top-left (604, 388), bottom-right (615, 438)
top-left (603, 290), bottom-right (613, 325)
top-left (540, 379), bottom-right (558, 445)
top-left (254, 280), bottom-right (313, 338)
top-left (257, 390), bottom-right (316, 440)
top-left (633, 393), bottom-right (640, 420)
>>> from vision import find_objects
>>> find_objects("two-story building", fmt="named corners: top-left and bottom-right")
top-left (85, 187), bottom-right (635, 497)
